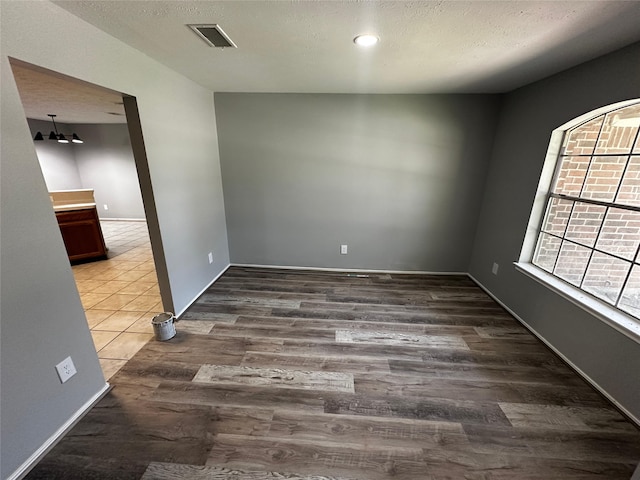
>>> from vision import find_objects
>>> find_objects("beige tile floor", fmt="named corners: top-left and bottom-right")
top-left (73, 220), bottom-right (163, 380)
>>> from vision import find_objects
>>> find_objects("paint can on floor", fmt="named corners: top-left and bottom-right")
top-left (151, 312), bottom-right (176, 341)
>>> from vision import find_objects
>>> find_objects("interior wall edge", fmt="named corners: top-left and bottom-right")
top-left (175, 263), bottom-right (231, 319)
top-left (122, 95), bottom-right (174, 315)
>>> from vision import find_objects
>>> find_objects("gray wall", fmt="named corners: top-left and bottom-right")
top-left (2, 55), bottom-right (107, 480)
top-left (216, 93), bottom-right (500, 271)
top-left (73, 123), bottom-right (145, 220)
top-left (1, 2), bottom-right (229, 478)
top-left (469, 42), bottom-right (640, 420)
top-left (28, 119), bottom-right (146, 219)
top-left (28, 118), bottom-right (83, 190)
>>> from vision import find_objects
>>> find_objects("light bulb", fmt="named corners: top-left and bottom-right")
top-left (354, 34), bottom-right (379, 47)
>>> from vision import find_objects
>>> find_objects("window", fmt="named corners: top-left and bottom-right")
top-left (520, 101), bottom-right (640, 338)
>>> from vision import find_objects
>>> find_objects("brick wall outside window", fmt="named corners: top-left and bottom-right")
top-left (533, 102), bottom-right (640, 317)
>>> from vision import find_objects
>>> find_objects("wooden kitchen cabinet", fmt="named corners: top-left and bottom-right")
top-left (55, 207), bottom-right (107, 262)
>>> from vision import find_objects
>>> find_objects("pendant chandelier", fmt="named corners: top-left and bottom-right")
top-left (33, 114), bottom-right (83, 144)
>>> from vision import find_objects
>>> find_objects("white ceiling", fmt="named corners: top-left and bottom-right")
top-left (12, 1), bottom-right (640, 124)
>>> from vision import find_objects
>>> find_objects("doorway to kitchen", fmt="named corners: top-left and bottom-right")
top-left (10, 59), bottom-right (167, 380)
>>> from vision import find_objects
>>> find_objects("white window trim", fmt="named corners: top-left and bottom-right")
top-left (518, 98), bottom-right (640, 346)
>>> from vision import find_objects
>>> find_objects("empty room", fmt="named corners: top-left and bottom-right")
top-left (1, 1), bottom-right (640, 479)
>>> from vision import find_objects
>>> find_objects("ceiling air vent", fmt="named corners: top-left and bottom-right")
top-left (188, 24), bottom-right (237, 48)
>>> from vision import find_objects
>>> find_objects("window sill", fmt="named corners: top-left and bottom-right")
top-left (514, 262), bottom-right (640, 345)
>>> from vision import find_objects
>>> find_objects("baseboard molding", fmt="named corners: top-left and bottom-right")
top-left (468, 274), bottom-right (640, 429)
top-left (230, 263), bottom-right (467, 276)
top-left (175, 264), bottom-right (231, 318)
top-left (8, 382), bottom-right (111, 480)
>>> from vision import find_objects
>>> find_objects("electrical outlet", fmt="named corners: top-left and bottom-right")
top-left (341, 244), bottom-right (348, 255)
top-left (208, 252), bottom-right (213, 264)
top-left (55, 356), bottom-right (77, 383)
top-left (492, 262), bottom-right (499, 275)
top-left (103, 204), bottom-right (109, 211)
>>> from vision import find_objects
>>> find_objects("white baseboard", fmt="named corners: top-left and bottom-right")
top-left (468, 274), bottom-right (640, 429)
top-left (98, 218), bottom-right (146, 222)
top-left (175, 264), bottom-right (231, 318)
top-left (7, 382), bottom-right (111, 480)
top-left (230, 263), bottom-right (467, 276)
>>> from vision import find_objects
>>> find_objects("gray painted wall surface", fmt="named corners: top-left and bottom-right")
top-left (73, 123), bottom-right (146, 220)
top-left (216, 93), bottom-right (500, 271)
top-left (2, 58), bottom-right (106, 480)
top-left (28, 120), bottom-right (146, 219)
top-left (29, 118), bottom-right (83, 190)
top-left (469, 42), bottom-right (640, 420)
top-left (1, 2), bottom-right (229, 477)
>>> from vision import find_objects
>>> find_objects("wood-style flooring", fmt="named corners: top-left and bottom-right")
top-left (26, 267), bottom-right (640, 479)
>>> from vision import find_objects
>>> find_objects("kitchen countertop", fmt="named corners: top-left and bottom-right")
top-left (53, 203), bottom-right (97, 212)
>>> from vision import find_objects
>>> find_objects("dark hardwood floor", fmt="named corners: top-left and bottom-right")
top-left (26, 267), bottom-right (640, 479)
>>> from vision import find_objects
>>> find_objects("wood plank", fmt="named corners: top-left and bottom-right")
top-left (198, 293), bottom-right (302, 309)
top-left (417, 449), bottom-right (637, 479)
top-left (474, 326), bottom-right (532, 339)
top-left (419, 346), bottom-right (567, 368)
top-left (353, 374), bottom-right (527, 403)
top-left (179, 312), bottom-right (239, 322)
top-left (193, 365), bottom-right (355, 393)
top-left (335, 329), bottom-right (469, 350)
top-left (234, 315), bottom-right (478, 336)
top-left (388, 358), bottom-right (583, 386)
top-left (324, 394), bottom-right (512, 426)
top-left (286, 304), bottom-right (516, 326)
top-left (205, 434), bottom-right (431, 480)
top-left (247, 338), bottom-right (429, 361)
top-left (212, 323), bottom-right (337, 341)
top-left (463, 424), bottom-right (640, 463)
top-left (267, 411), bottom-right (468, 449)
top-left (142, 463), bottom-right (357, 480)
top-left (151, 381), bottom-right (328, 413)
top-left (45, 399), bottom-right (217, 466)
top-left (499, 403), bottom-right (638, 433)
top-left (204, 287), bottom-right (329, 302)
top-left (27, 454), bottom-right (149, 480)
top-left (241, 351), bottom-right (391, 374)
top-left (176, 320), bottom-right (215, 335)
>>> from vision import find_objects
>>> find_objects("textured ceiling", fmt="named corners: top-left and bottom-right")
top-left (54, 0), bottom-right (640, 94)
top-left (11, 1), bottom-right (640, 124)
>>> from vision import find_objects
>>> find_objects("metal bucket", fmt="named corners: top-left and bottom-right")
top-left (151, 312), bottom-right (176, 341)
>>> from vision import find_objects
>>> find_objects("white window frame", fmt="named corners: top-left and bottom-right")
top-left (516, 99), bottom-right (640, 344)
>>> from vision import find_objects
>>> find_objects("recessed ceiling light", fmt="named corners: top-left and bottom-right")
top-left (353, 34), bottom-right (379, 47)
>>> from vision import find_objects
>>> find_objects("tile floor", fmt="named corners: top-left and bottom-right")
top-left (73, 220), bottom-right (163, 380)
